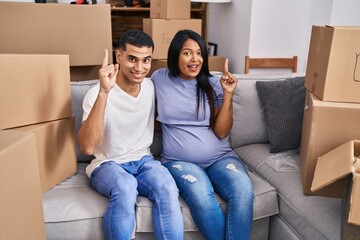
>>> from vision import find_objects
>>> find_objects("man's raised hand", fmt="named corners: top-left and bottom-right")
top-left (99, 49), bottom-right (119, 93)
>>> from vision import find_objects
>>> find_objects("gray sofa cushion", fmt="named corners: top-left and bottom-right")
top-left (234, 143), bottom-right (341, 240)
top-left (71, 80), bottom-right (99, 162)
top-left (229, 74), bottom-right (304, 149)
top-left (230, 79), bottom-right (268, 149)
top-left (43, 162), bottom-right (278, 239)
top-left (255, 77), bottom-right (306, 153)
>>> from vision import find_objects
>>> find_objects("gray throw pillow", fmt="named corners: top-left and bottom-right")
top-left (229, 80), bottom-right (269, 149)
top-left (255, 77), bottom-right (306, 153)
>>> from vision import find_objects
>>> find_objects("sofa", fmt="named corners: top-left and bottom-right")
top-left (42, 73), bottom-right (342, 240)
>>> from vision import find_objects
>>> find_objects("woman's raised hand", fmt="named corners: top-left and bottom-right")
top-left (220, 59), bottom-right (238, 96)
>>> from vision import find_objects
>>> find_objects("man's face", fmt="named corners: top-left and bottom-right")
top-left (116, 44), bottom-right (152, 84)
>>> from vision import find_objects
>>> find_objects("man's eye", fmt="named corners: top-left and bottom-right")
top-left (128, 57), bottom-right (136, 62)
top-left (144, 58), bottom-right (151, 64)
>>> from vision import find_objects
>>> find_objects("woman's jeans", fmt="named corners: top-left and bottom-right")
top-left (90, 156), bottom-right (184, 240)
top-left (164, 156), bottom-right (254, 240)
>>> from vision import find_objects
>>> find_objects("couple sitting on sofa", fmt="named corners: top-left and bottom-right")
top-left (78, 29), bottom-right (253, 240)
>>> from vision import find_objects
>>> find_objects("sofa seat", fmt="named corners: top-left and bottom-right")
top-left (43, 161), bottom-right (278, 240)
top-left (234, 143), bottom-right (342, 240)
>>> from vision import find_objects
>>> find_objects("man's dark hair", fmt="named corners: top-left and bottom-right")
top-left (118, 30), bottom-right (154, 52)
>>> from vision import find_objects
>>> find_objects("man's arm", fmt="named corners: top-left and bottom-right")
top-left (78, 49), bottom-right (118, 155)
top-left (78, 92), bottom-right (108, 155)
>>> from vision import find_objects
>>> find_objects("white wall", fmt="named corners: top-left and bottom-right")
top-left (208, 0), bottom-right (360, 74)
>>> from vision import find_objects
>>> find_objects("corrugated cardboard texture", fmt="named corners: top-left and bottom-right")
top-left (0, 54), bottom-right (72, 130)
top-left (12, 118), bottom-right (77, 193)
top-left (305, 25), bottom-right (360, 103)
top-left (0, 131), bottom-right (46, 240)
top-left (150, 0), bottom-right (190, 19)
top-left (0, 2), bottom-right (112, 66)
top-left (300, 92), bottom-right (360, 197)
top-left (143, 18), bottom-right (202, 59)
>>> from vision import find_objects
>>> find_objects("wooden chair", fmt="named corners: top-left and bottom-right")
top-left (244, 55), bottom-right (298, 74)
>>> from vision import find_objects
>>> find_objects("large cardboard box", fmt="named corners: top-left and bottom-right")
top-left (143, 18), bottom-right (202, 59)
top-left (0, 131), bottom-right (46, 240)
top-left (311, 140), bottom-right (360, 226)
top-left (11, 118), bottom-right (77, 192)
top-left (305, 25), bottom-right (360, 103)
top-left (300, 91), bottom-right (360, 197)
top-left (0, 2), bottom-right (112, 66)
top-left (0, 54), bottom-right (72, 130)
top-left (150, 0), bottom-right (191, 19)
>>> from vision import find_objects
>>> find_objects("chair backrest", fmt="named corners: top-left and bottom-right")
top-left (244, 56), bottom-right (298, 74)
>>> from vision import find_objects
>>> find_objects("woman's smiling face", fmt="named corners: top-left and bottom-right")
top-left (178, 38), bottom-right (203, 80)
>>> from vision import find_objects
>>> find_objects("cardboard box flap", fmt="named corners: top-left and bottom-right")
top-left (311, 140), bottom-right (358, 192)
top-left (325, 25), bottom-right (360, 30)
top-left (349, 173), bottom-right (360, 225)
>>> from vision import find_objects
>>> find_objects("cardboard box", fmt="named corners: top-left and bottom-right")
top-left (143, 18), bottom-right (202, 59)
top-left (0, 130), bottom-right (46, 240)
top-left (305, 25), bottom-right (360, 103)
top-left (0, 2), bottom-right (112, 66)
top-left (70, 65), bottom-right (101, 81)
top-left (311, 140), bottom-right (360, 226)
top-left (209, 56), bottom-right (227, 72)
top-left (300, 91), bottom-right (360, 197)
top-left (342, 176), bottom-right (360, 238)
top-left (150, 0), bottom-right (191, 19)
top-left (11, 118), bottom-right (77, 193)
top-left (0, 54), bottom-right (72, 130)
top-left (147, 59), bottom-right (168, 77)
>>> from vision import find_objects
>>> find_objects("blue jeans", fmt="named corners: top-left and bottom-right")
top-left (164, 156), bottom-right (253, 240)
top-left (89, 156), bottom-right (184, 240)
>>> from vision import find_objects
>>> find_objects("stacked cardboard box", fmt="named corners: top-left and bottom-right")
top-left (299, 25), bottom-right (360, 229)
top-left (0, 54), bottom-right (77, 193)
top-left (144, 1), bottom-right (227, 75)
top-left (0, 131), bottom-right (46, 240)
top-left (143, 0), bottom-right (202, 60)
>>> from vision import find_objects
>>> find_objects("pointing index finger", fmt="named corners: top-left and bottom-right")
top-left (102, 49), bottom-right (108, 68)
top-left (223, 58), bottom-right (229, 74)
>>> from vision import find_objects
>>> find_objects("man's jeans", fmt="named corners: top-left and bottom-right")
top-left (90, 156), bottom-right (184, 240)
top-left (164, 156), bottom-right (254, 240)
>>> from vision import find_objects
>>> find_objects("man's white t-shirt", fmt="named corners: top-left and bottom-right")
top-left (82, 78), bottom-right (155, 177)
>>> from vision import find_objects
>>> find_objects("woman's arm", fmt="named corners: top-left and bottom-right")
top-left (212, 59), bottom-right (238, 139)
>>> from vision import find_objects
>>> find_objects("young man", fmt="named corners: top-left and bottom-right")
top-left (78, 30), bottom-right (183, 240)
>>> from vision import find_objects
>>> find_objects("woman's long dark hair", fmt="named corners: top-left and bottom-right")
top-left (167, 30), bottom-right (217, 129)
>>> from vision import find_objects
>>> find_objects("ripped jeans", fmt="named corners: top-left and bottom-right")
top-left (164, 156), bottom-right (253, 240)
